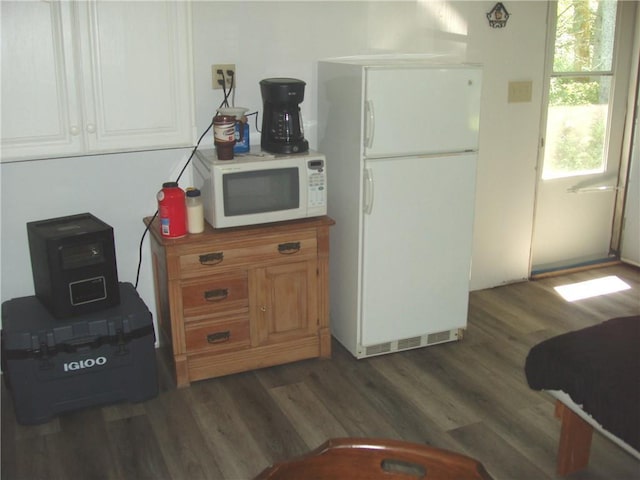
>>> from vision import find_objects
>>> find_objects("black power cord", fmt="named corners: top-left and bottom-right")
top-left (220, 72), bottom-right (229, 107)
top-left (134, 84), bottom-right (237, 290)
top-left (134, 70), bottom-right (242, 290)
top-left (217, 68), bottom-right (234, 108)
top-left (246, 111), bottom-right (260, 133)
top-left (133, 120), bottom-right (213, 290)
top-left (226, 69), bottom-right (235, 107)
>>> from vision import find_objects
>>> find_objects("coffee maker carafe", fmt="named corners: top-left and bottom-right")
top-left (260, 78), bottom-right (309, 154)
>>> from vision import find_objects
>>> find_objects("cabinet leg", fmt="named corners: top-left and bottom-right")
top-left (174, 355), bottom-right (191, 388)
top-left (318, 328), bottom-right (332, 358)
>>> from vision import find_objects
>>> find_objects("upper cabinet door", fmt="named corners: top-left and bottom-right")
top-left (76, 1), bottom-right (195, 153)
top-left (1, 2), bottom-right (84, 160)
top-left (1, 1), bottom-right (195, 162)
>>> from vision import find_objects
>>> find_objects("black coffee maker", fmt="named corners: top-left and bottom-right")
top-left (260, 78), bottom-right (309, 154)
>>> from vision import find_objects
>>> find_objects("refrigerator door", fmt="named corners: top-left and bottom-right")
top-left (360, 153), bottom-right (476, 347)
top-left (363, 66), bottom-right (481, 158)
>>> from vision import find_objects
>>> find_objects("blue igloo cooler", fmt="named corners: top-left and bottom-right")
top-left (1, 282), bottom-right (158, 425)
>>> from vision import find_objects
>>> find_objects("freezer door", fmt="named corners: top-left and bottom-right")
top-left (360, 154), bottom-right (476, 347)
top-left (364, 66), bottom-right (481, 158)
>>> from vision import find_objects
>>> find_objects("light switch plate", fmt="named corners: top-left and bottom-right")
top-left (508, 81), bottom-right (532, 103)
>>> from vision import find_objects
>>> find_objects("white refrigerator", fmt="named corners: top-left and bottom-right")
top-left (317, 58), bottom-right (482, 358)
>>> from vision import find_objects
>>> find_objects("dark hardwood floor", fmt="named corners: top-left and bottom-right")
top-left (2, 264), bottom-right (639, 479)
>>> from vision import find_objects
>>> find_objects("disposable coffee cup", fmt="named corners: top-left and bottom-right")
top-left (215, 142), bottom-right (234, 161)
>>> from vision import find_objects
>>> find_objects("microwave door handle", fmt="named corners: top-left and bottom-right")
top-left (363, 167), bottom-right (374, 215)
top-left (364, 100), bottom-right (375, 150)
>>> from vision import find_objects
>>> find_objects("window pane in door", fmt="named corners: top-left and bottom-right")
top-left (543, 75), bottom-right (611, 179)
top-left (553, 0), bottom-right (617, 72)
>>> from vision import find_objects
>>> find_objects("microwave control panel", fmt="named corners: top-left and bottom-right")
top-left (307, 159), bottom-right (327, 209)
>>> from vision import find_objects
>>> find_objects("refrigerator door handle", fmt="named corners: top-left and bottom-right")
top-left (363, 167), bottom-right (374, 214)
top-left (364, 100), bottom-right (375, 149)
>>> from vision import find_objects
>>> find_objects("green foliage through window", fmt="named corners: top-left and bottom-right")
top-left (549, 78), bottom-right (601, 106)
top-left (543, 0), bottom-right (617, 179)
top-left (553, 116), bottom-right (605, 172)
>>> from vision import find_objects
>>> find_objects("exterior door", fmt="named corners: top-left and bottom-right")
top-left (531, 0), bottom-right (636, 273)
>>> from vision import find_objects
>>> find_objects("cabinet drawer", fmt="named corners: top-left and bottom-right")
top-left (182, 273), bottom-right (248, 320)
top-left (179, 232), bottom-right (317, 277)
top-left (185, 317), bottom-right (250, 354)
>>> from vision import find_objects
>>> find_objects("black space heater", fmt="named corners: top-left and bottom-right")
top-left (27, 213), bottom-right (120, 318)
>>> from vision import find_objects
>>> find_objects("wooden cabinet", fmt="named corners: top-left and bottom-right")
top-left (1, 1), bottom-right (194, 162)
top-left (145, 216), bottom-right (334, 387)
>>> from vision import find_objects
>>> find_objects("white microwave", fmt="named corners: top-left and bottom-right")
top-left (193, 149), bottom-right (327, 229)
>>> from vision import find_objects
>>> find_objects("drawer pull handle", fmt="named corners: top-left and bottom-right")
top-left (207, 331), bottom-right (230, 344)
top-left (278, 242), bottom-right (301, 254)
top-left (199, 252), bottom-right (224, 265)
top-left (204, 288), bottom-right (228, 302)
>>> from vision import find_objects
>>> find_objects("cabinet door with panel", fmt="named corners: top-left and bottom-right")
top-left (253, 260), bottom-right (319, 346)
top-left (1, 1), bottom-right (194, 162)
top-left (75, 1), bottom-right (194, 153)
top-left (1, 1), bottom-right (83, 159)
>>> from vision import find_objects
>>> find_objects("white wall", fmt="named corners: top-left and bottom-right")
top-left (0, 1), bottom-right (548, 327)
top-left (189, 1), bottom-right (547, 290)
top-left (0, 149), bottom-right (193, 331)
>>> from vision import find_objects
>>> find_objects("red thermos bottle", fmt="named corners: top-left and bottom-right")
top-left (157, 182), bottom-right (187, 238)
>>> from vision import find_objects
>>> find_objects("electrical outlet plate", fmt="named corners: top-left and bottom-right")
top-left (212, 64), bottom-right (236, 90)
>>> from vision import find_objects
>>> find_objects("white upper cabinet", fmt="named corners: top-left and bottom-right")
top-left (1, 1), bottom-right (195, 162)
top-left (1, 2), bottom-right (82, 159)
